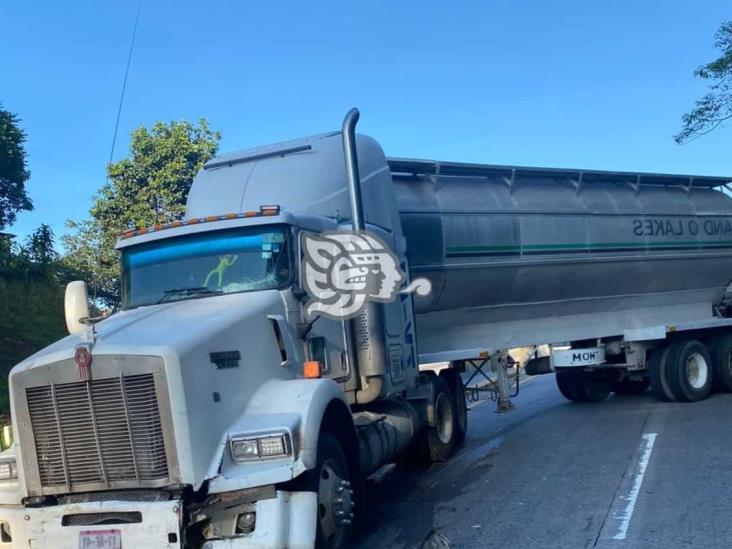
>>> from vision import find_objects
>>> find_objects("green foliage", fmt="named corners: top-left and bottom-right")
top-left (0, 103), bottom-right (33, 230)
top-left (0, 227), bottom-right (68, 413)
top-left (23, 223), bottom-right (58, 265)
top-left (676, 21), bottom-right (732, 143)
top-left (63, 119), bottom-right (220, 305)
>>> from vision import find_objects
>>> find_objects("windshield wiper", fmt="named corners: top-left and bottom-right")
top-left (156, 286), bottom-right (223, 304)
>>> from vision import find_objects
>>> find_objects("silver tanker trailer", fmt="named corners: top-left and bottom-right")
top-left (0, 109), bottom-right (730, 549)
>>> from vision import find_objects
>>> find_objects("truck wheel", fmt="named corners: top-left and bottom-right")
top-left (710, 334), bottom-right (732, 392)
top-left (649, 345), bottom-right (676, 402)
top-left (556, 369), bottom-right (581, 401)
top-left (428, 376), bottom-right (457, 461)
top-left (313, 433), bottom-right (354, 549)
top-left (555, 369), bottom-right (612, 402)
top-left (416, 375), bottom-right (457, 463)
top-left (612, 378), bottom-right (650, 395)
top-left (441, 370), bottom-right (468, 444)
top-left (665, 339), bottom-right (713, 402)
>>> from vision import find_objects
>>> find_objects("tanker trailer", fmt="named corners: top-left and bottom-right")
top-left (389, 158), bottom-right (732, 403)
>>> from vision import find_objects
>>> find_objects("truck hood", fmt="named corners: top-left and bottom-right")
top-left (10, 290), bottom-right (301, 493)
top-left (13, 291), bottom-right (288, 370)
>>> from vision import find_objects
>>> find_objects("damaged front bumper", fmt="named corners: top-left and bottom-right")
top-left (200, 490), bottom-right (317, 548)
top-left (0, 498), bottom-right (181, 548)
top-left (0, 490), bottom-right (316, 549)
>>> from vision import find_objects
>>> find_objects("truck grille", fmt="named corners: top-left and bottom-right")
top-left (26, 374), bottom-right (169, 490)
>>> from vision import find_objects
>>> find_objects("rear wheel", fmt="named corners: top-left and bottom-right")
top-left (426, 376), bottom-right (457, 462)
top-left (398, 376), bottom-right (457, 466)
top-left (556, 369), bottom-right (613, 402)
top-left (710, 333), bottom-right (732, 392)
top-left (441, 369), bottom-right (468, 444)
top-left (665, 339), bottom-right (713, 402)
top-left (649, 345), bottom-right (676, 402)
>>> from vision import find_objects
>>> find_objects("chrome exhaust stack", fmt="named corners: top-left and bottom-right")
top-left (341, 108), bottom-right (387, 403)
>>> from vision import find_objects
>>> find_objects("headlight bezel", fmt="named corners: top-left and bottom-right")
top-left (0, 459), bottom-right (18, 482)
top-left (229, 431), bottom-right (293, 464)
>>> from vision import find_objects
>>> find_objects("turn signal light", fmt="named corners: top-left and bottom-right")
top-left (303, 361), bottom-right (322, 379)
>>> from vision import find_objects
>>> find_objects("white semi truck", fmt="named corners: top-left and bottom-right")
top-left (1, 109), bottom-right (732, 548)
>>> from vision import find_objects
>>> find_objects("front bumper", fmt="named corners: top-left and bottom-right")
top-left (0, 498), bottom-right (181, 548)
top-left (202, 491), bottom-right (317, 549)
top-left (0, 491), bottom-right (316, 549)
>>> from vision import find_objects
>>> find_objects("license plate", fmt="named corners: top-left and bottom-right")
top-left (552, 346), bottom-right (606, 367)
top-left (79, 529), bottom-right (122, 549)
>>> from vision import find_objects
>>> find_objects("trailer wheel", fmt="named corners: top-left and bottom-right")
top-left (612, 378), bottom-right (650, 395)
top-left (665, 340), bottom-right (713, 402)
top-left (555, 369), bottom-right (612, 402)
top-left (649, 345), bottom-right (676, 402)
top-left (312, 433), bottom-right (353, 549)
top-left (556, 369), bottom-right (581, 401)
top-left (710, 334), bottom-right (732, 392)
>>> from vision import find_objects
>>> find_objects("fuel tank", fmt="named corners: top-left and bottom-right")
top-left (391, 159), bottom-right (732, 355)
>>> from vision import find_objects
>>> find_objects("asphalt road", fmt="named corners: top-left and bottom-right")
top-left (354, 374), bottom-right (732, 548)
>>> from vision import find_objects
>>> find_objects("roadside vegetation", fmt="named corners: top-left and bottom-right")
top-left (0, 103), bottom-right (220, 413)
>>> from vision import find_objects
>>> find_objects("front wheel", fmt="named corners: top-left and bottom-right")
top-left (312, 433), bottom-right (354, 549)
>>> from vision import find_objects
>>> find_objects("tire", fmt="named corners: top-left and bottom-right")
top-left (310, 433), bottom-right (354, 549)
top-left (709, 333), bottom-right (732, 392)
top-left (612, 378), bottom-right (650, 395)
top-left (397, 376), bottom-right (458, 466)
top-left (556, 369), bottom-right (581, 401)
top-left (555, 369), bottom-right (612, 403)
top-left (664, 339), bottom-right (713, 403)
top-left (441, 370), bottom-right (468, 444)
top-left (649, 345), bottom-right (676, 402)
top-left (427, 375), bottom-right (457, 462)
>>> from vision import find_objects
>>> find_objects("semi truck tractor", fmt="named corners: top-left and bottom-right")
top-left (1, 108), bottom-right (732, 548)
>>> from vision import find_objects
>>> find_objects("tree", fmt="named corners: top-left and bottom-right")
top-left (0, 104), bottom-right (33, 230)
top-left (63, 119), bottom-right (220, 305)
top-left (24, 224), bottom-right (58, 266)
top-left (676, 21), bottom-right (732, 143)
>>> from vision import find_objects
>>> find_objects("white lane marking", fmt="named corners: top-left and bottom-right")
top-left (612, 432), bottom-right (657, 540)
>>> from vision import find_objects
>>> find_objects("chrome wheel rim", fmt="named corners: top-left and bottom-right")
top-left (318, 460), bottom-right (353, 545)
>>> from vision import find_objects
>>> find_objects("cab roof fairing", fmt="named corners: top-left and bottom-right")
top-left (185, 131), bottom-right (399, 235)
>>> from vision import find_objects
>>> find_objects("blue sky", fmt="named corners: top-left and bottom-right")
top-left (1, 1), bottom-right (730, 243)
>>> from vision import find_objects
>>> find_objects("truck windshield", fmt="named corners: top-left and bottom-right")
top-left (121, 226), bottom-right (291, 308)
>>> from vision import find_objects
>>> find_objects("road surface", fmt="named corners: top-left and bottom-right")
top-left (355, 374), bottom-right (732, 548)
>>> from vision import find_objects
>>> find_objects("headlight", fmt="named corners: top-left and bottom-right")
top-left (0, 459), bottom-right (17, 481)
top-left (229, 432), bottom-right (292, 463)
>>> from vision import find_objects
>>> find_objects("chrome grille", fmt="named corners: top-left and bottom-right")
top-left (26, 374), bottom-right (169, 491)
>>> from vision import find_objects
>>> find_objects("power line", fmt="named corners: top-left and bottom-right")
top-left (108, 0), bottom-right (142, 168)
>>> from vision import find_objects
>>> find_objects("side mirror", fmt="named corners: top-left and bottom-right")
top-left (65, 281), bottom-right (90, 335)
